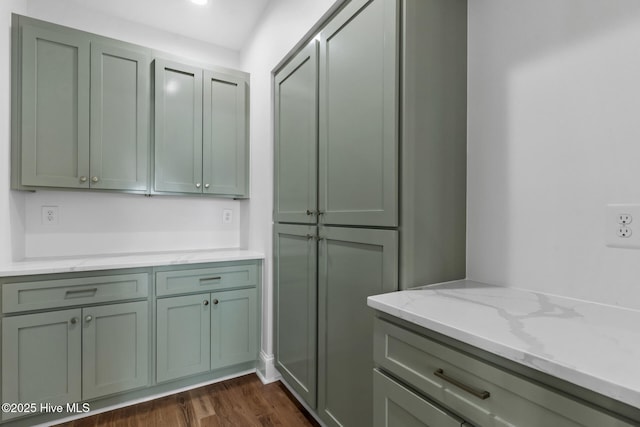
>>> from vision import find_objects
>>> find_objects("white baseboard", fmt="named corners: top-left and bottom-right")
top-left (257, 350), bottom-right (281, 384)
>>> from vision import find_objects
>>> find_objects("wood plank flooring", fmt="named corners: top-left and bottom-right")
top-left (55, 374), bottom-right (319, 427)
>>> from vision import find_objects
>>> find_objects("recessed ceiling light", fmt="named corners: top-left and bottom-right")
top-left (191, 0), bottom-right (208, 5)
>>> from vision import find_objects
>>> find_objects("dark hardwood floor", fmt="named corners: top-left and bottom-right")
top-left (55, 374), bottom-right (319, 427)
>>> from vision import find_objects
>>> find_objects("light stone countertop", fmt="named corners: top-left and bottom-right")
top-left (367, 280), bottom-right (640, 409)
top-left (0, 249), bottom-right (264, 277)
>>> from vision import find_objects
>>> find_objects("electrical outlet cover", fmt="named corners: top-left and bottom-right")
top-left (606, 204), bottom-right (640, 249)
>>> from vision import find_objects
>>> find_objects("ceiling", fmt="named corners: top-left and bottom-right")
top-left (63, 0), bottom-right (273, 50)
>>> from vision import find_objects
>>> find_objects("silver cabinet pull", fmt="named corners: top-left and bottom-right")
top-left (65, 288), bottom-right (98, 298)
top-left (196, 183), bottom-right (201, 188)
top-left (306, 234), bottom-right (315, 240)
top-left (205, 184), bottom-right (210, 189)
top-left (70, 317), bottom-right (79, 325)
top-left (212, 299), bottom-right (219, 305)
top-left (85, 315), bottom-right (93, 323)
top-left (203, 300), bottom-right (209, 306)
top-left (91, 176), bottom-right (99, 183)
top-left (434, 369), bottom-right (490, 400)
top-left (79, 176), bottom-right (88, 183)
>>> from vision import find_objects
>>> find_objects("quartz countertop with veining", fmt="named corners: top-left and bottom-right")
top-left (367, 280), bottom-right (640, 409)
top-left (0, 249), bottom-right (264, 277)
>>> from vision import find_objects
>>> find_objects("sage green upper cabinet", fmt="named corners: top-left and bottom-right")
top-left (273, 223), bottom-right (318, 408)
top-left (317, 226), bottom-right (398, 427)
top-left (318, 0), bottom-right (398, 227)
top-left (90, 43), bottom-right (150, 191)
top-left (154, 60), bottom-right (250, 197)
top-left (274, 42), bottom-right (318, 223)
top-left (154, 59), bottom-right (203, 194)
top-left (14, 15), bottom-right (151, 192)
top-left (18, 22), bottom-right (90, 189)
top-left (203, 71), bottom-right (249, 197)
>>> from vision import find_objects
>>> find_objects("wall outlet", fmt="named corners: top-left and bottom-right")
top-left (41, 206), bottom-right (59, 225)
top-left (606, 204), bottom-right (640, 248)
top-left (222, 209), bottom-right (233, 224)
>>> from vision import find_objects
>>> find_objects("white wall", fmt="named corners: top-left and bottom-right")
top-left (1, 0), bottom-right (245, 260)
top-left (0, 0), bottom-right (27, 266)
top-left (467, 0), bottom-right (640, 310)
top-left (239, 0), bottom-right (338, 373)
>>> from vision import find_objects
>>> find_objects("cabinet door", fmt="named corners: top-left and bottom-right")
top-left (210, 288), bottom-right (258, 370)
top-left (317, 226), bottom-right (398, 427)
top-left (373, 370), bottom-right (465, 427)
top-left (82, 301), bottom-right (149, 399)
top-left (273, 223), bottom-right (318, 408)
top-left (156, 294), bottom-right (210, 382)
top-left (203, 70), bottom-right (248, 197)
top-left (90, 43), bottom-right (150, 191)
top-left (2, 309), bottom-right (82, 419)
top-left (274, 42), bottom-right (318, 223)
top-left (318, 0), bottom-right (398, 227)
top-left (20, 23), bottom-right (90, 188)
top-left (154, 59), bottom-right (203, 194)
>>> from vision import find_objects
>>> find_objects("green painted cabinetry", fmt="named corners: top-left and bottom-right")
top-left (1, 301), bottom-right (148, 421)
top-left (154, 60), bottom-right (249, 197)
top-left (273, 223), bottom-right (318, 408)
top-left (317, 226), bottom-right (397, 427)
top-left (274, 42), bottom-right (318, 224)
top-left (273, 0), bottom-right (467, 425)
top-left (318, 0), bottom-right (398, 228)
top-left (13, 15), bottom-right (150, 192)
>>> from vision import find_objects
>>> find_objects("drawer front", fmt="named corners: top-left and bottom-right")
top-left (155, 262), bottom-right (258, 296)
top-left (374, 318), bottom-right (633, 427)
top-left (2, 273), bottom-right (149, 313)
top-left (373, 369), bottom-right (465, 427)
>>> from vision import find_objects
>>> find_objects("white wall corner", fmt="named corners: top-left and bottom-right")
top-left (256, 350), bottom-right (280, 384)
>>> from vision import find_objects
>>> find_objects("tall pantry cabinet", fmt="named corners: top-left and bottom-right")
top-left (273, 0), bottom-right (467, 425)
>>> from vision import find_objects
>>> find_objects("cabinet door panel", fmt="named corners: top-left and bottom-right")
top-left (318, 0), bottom-right (398, 227)
top-left (373, 370), bottom-right (464, 427)
top-left (274, 42), bottom-right (318, 223)
top-left (274, 223), bottom-right (317, 408)
top-left (1, 309), bottom-right (82, 419)
top-left (20, 24), bottom-right (90, 188)
top-left (210, 288), bottom-right (257, 370)
top-left (203, 71), bottom-right (248, 197)
top-left (90, 43), bottom-right (149, 191)
top-left (154, 60), bottom-right (203, 193)
top-left (82, 301), bottom-right (149, 399)
top-left (157, 294), bottom-right (210, 382)
top-left (318, 226), bottom-right (398, 427)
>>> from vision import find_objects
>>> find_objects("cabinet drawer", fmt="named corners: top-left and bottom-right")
top-left (2, 273), bottom-right (149, 313)
top-left (374, 318), bottom-right (633, 427)
top-left (373, 369), bottom-right (466, 427)
top-left (155, 263), bottom-right (258, 296)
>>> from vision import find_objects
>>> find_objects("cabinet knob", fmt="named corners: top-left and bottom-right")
top-left (79, 176), bottom-right (88, 183)
top-left (91, 176), bottom-right (99, 183)
top-left (204, 300), bottom-right (209, 306)
top-left (205, 184), bottom-right (210, 189)
top-left (196, 183), bottom-right (201, 188)
top-left (306, 210), bottom-right (314, 216)
top-left (70, 317), bottom-right (79, 325)
top-left (306, 234), bottom-right (315, 240)
top-left (213, 299), bottom-right (219, 305)
top-left (85, 315), bottom-right (93, 323)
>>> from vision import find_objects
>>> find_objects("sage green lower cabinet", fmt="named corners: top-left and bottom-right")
top-left (2, 301), bottom-right (148, 420)
top-left (273, 223), bottom-right (318, 408)
top-left (317, 226), bottom-right (398, 427)
top-left (156, 288), bottom-right (257, 383)
top-left (82, 301), bottom-right (149, 399)
top-left (2, 309), bottom-right (82, 419)
top-left (373, 369), bottom-right (466, 427)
